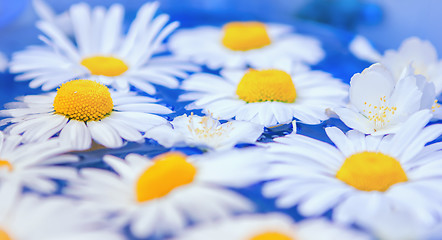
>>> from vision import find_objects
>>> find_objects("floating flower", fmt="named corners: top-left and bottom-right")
top-left (334, 63), bottom-right (438, 135)
top-left (0, 185), bottom-right (124, 240)
top-left (168, 22), bottom-right (324, 69)
top-left (67, 150), bottom-right (266, 238)
top-left (145, 113), bottom-right (264, 150)
top-left (263, 110), bottom-right (442, 226)
top-left (350, 36), bottom-right (442, 94)
top-left (0, 131), bottom-right (76, 193)
top-left (0, 79), bottom-right (171, 150)
top-left (180, 61), bottom-right (347, 127)
top-left (10, 2), bottom-right (199, 93)
top-left (171, 213), bottom-right (371, 240)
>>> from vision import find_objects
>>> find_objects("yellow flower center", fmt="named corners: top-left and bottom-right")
top-left (53, 80), bottom-right (114, 122)
top-left (0, 160), bottom-right (12, 172)
top-left (135, 152), bottom-right (197, 202)
top-left (236, 69), bottom-right (297, 103)
top-left (81, 56), bottom-right (129, 77)
top-left (336, 151), bottom-right (408, 192)
top-left (0, 229), bottom-right (11, 240)
top-left (250, 232), bottom-right (293, 240)
top-left (222, 21), bottom-right (272, 51)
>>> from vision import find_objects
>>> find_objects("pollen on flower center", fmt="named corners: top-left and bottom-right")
top-left (362, 97), bottom-right (397, 130)
top-left (187, 114), bottom-right (228, 139)
top-left (81, 56), bottom-right (129, 77)
top-left (236, 69), bottom-right (297, 103)
top-left (53, 79), bottom-right (114, 122)
top-left (0, 160), bottom-right (13, 172)
top-left (0, 229), bottom-right (11, 240)
top-left (135, 152), bottom-right (197, 202)
top-left (336, 151), bottom-right (408, 192)
top-left (222, 21), bottom-right (272, 51)
top-left (249, 231), bottom-right (293, 240)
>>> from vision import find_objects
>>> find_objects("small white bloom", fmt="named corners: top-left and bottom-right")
top-left (171, 213), bottom-right (371, 240)
top-left (0, 131), bottom-right (76, 193)
top-left (168, 22), bottom-right (324, 69)
top-left (334, 63), bottom-right (438, 135)
top-left (0, 185), bottom-right (124, 240)
top-left (11, 2), bottom-right (199, 93)
top-left (263, 110), bottom-right (442, 226)
top-left (0, 79), bottom-right (171, 150)
top-left (180, 61), bottom-right (348, 127)
top-left (349, 36), bottom-right (442, 94)
top-left (66, 150), bottom-right (267, 238)
top-left (145, 113), bottom-right (264, 150)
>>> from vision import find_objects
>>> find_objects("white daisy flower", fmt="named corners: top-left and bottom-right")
top-left (168, 22), bottom-right (325, 69)
top-left (0, 52), bottom-right (7, 72)
top-left (262, 110), bottom-right (442, 225)
top-left (145, 113), bottom-right (264, 150)
top-left (10, 1), bottom-right (199, 93)
top-left (349, 36), bottom-right (442, 94)
top-left (0, 79), bottom-right (172, 150)
top-left (66, 150), bottom-right (267, 238)
top-left (334, 63), bottom-right (438, 135)
top-left (0, 132), bottom-right (76, 193)
top-left (179, 61), bottom-right (348, 127)
top-left (0, 185), bottom-right (124, 240)
top-left (171, 213), bottom-right (371, 240)
top-left (32, 0), bottom-right (73, 35)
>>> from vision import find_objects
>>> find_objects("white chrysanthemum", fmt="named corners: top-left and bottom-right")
top-left (263, 110), bottom-right (442, 226)
top-left (0, 79), bottom-right (171, 150)
top-left (0, 185), bottom-right (124, 240)
top-left (0, 52), bottom-right (7, 72)
top-left (334, 63), bottom-right (440, 135)
top-left (179, 61), bottom-right (348, 127)
top-left (10, 2), bottom-right (199, 93)
top-left (168, 22), bottom-right (324, 69)
top-left (145, 113), bottom-right (264, 150)
top-left (66, 150), bottom-right (267, 238)
top-left (172, 213), bottom-right (371, 240)
top-left (0, 132), bottom-right (76, 193)
top-left (349, 36), bottom-right (442, 94)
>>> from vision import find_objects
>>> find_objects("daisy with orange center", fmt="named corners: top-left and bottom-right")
top-left (180, 61), bottom-right (347, 127)
top-left (168, 21), bottom-right (324, 69)
top-left (262, 110), bottom-right (442, 227)
top-left (0, 79), bottom-right (172, 150)
top-left (0, 131), bottom-right (76, 193)
top-left (171, 214), bottom-right (371, 240)
top-left (67, 149), bottom-right (267, 238)
top-left (0, 185), bottom-right (124, 240)
top-left (10, 2), bottom-right (199, 93)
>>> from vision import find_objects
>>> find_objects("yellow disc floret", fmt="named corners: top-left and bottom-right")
top-left (135, 152), bottom-right (197, 203)
top-left (0, 160), bottom-right (12, 172)
top-left (250, 232), bottom-right (293, 240)
top-left (336, 151), bottom-right (408, 192)
top-left (53, 80), bottom-right (114, 122)
top-left (236, 69), bottom-right (297, 103)
top-left (81, 56), bottom-right (129, 77)
top-left (222, 21), bottom-right (272, 51)
top-left (0, 229), bottom-right (11, 240)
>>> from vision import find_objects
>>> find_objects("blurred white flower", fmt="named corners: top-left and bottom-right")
top-left (168, 22), bottom-right (324, 69)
